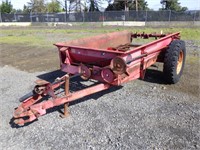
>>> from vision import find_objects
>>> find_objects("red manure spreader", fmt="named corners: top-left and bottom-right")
top-left (13, 31), bottom-right (186, 126)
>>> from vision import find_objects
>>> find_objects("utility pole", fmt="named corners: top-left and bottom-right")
top-left (135, 0), bottom-right (138, 11)
top-left (125, 0), bottom-right (128, 11)
top-left (76, 0), bottom-right (78, 12)
top-left (135, 0), bottom-right (138, 21)
top-left (79, 0), bottom-right (81, 12)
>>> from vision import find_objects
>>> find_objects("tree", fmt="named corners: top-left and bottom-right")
top-left (67, 0), bottom-right (103, 12)
top-left (67, 0), bottom-right (82, 12)
top-left (11, 9), bottom-right (23, 13)
top-left (23, 4), bottom-right (31, 13)
top-left (27, 0), bottom-right (47, 13)
top-left (130, 0), bottom-right (148, 10)
top-left (0, 0), bottom-right (13, 13)
top-left (89, 0), bottom-right (100, 11)
top-left (47, 0), bottom-right (62, 12)
top-left (106, 0), bottom-right (149, 11)
top-left (160, 0), bottom-right (188, 11)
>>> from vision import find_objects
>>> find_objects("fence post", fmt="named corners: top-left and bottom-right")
top-left (168, 10), bottom-right (171, 22)
top-left (47, 12), bottom-right (48, 22)
top-left (145, 10), bottom-right (147, 22)
top-left (14, 12), bottom-right (16, 22)
top-left (83, 12), bottom-right (85, 22)
top-left (30, 11), bottom-right (32, 22)
top-left (102, 11), bottom-right (104, 24)
top-left (123, 11), bottom-right (125, 26)
top-left (65, 12), bottom-right (67, 22)
top-left (193, 11), bottom-right (196, 22)
top-left (0, 12), bottom-right (2, 22)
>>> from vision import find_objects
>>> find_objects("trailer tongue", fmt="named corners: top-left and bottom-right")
top-left (13, 31), bottom-right (186, 126)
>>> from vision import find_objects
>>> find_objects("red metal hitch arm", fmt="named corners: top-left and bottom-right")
top-left (14, 75), bottom-right (111, 125)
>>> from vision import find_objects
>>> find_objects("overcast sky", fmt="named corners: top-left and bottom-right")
top-left (0, 0), bottom-right (200, 11)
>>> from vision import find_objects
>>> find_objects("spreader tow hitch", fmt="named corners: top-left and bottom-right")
top-left (14, 75), bottom-right (67, 125)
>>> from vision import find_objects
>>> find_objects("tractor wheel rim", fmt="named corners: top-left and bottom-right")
top-left (177, 50), bottom-right (184, 74)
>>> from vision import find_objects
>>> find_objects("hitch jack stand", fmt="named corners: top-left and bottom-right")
top-left (60, 74), bottom-right (70, 118)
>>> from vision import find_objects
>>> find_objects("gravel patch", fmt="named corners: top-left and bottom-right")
top-left (0, 65), bottom-right (199, 150)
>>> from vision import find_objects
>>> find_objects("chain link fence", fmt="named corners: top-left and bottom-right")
top-left (0, 10), bottom-right (199, 22)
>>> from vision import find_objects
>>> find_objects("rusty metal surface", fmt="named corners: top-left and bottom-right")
top-left (55, 30), bottom-right (132, 49)
top-left (35, 79), bottom-right (50, 86)
top-left (110, 56), bottom-right (127, 75)
top-left (79, 64), bottom-right (91, 80)
top-left (60, 74), bottom-right (70, 118)
top-left (101, 68), bottom-right (115, 83)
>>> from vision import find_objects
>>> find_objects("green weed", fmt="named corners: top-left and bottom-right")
top-left (0, 27), bottom-right (199, 47)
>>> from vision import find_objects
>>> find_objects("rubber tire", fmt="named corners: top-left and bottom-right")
top-left (163, 40), bottom-right (186, 84)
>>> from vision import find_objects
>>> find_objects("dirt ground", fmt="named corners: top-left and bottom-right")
top-left (0, 26), bottom-right (199, 150)
top-left (0, 43), bottom-right (59, 72)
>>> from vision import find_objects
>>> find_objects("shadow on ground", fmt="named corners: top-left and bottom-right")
top-left (143, 68), bottom-right (166, 84)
